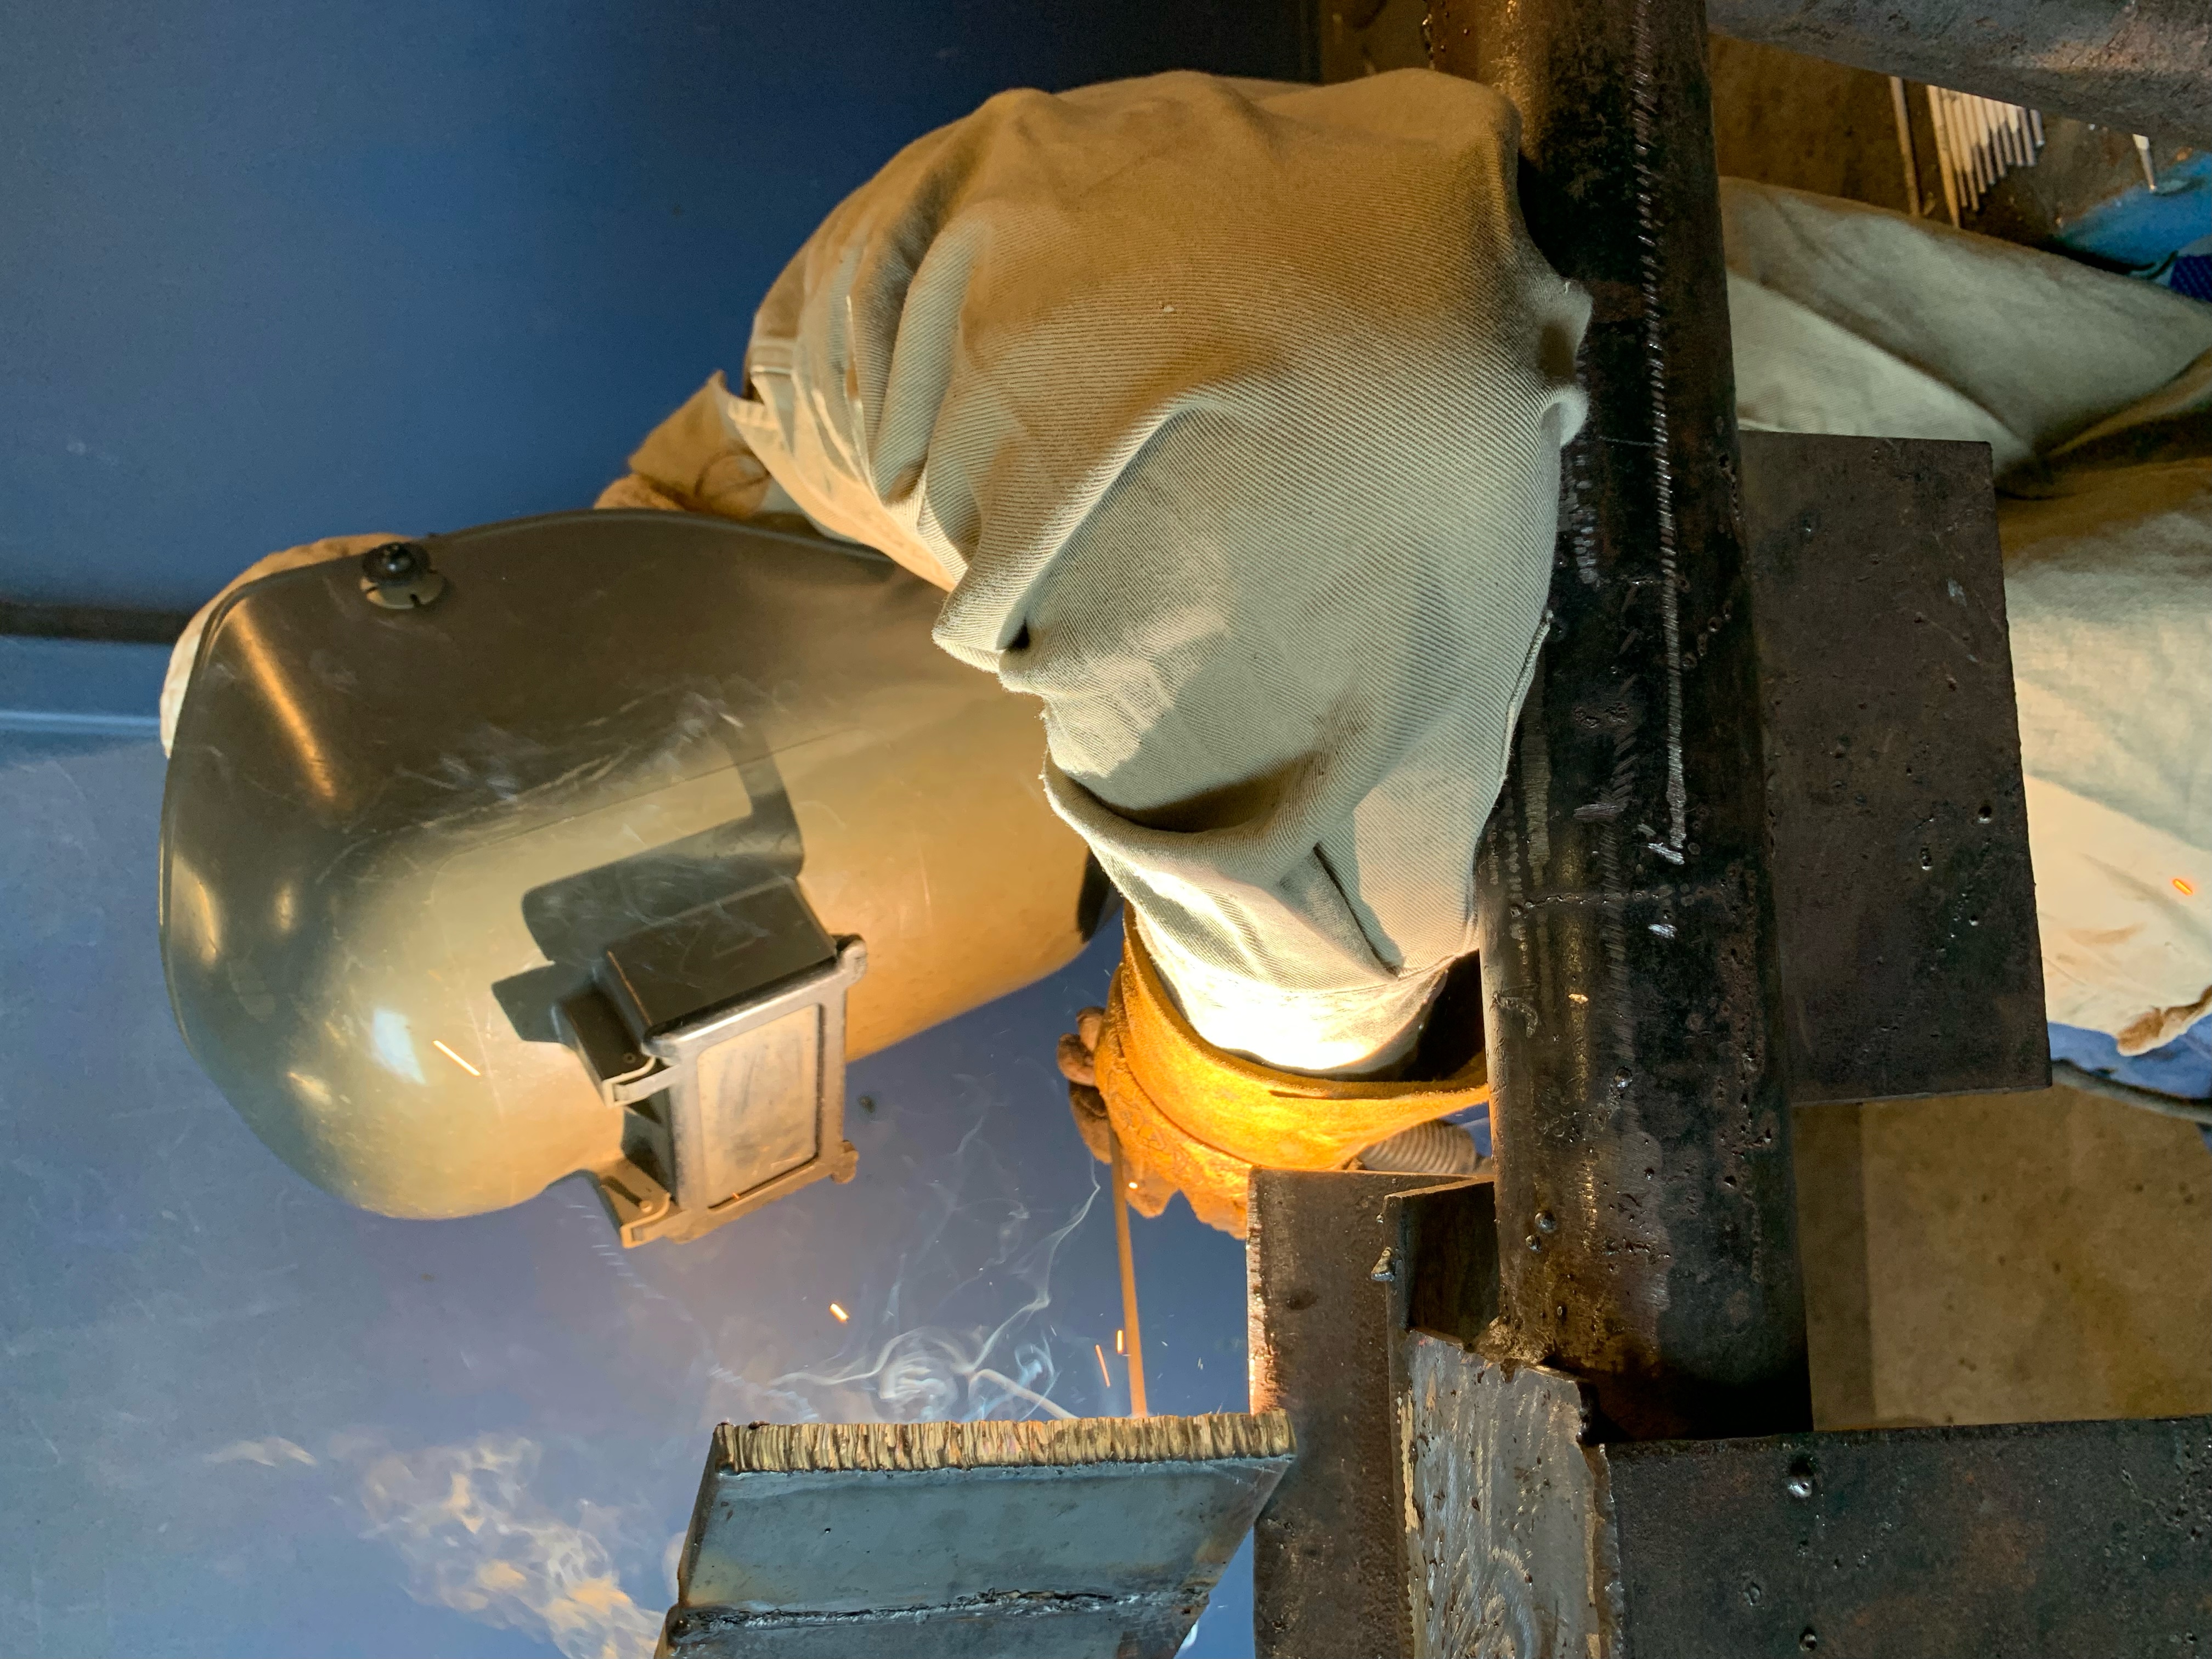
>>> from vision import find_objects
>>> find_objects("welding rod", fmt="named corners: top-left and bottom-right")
top-left (2135, 133), bottom-right (2159, 192)
top-left (1108, 1129), bottom-right (1149, 1416)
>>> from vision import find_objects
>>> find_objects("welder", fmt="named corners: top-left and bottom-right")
top-left (161, 69), bottom-right (2210, 1239)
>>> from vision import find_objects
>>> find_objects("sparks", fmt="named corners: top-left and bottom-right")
top-left (432, 1040), bottom-right (481, 1077)
top-left (830, 1303), bottom-right (849, 1323)
top-left (1094, 1343), bottom-right (1113, 1388)
top-left (1115, 1329), bottom-right (1125, 1355)
top-left (2176, 877), bottom-right (2197, 898)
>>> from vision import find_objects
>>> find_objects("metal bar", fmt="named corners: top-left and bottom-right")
top-left (2052, 1059), bottom-right (2212, 1127)
top-left (1886, 77), bottom-right (1921, 219)
top-left (1431, 0), bottom-right (1810, 1441)
top-left (0, 598), bottom-right (193, 644)
top-left (1401, 1326), bottom-right (2212, 1658)
top-left (1705, 0), bottom-right (2211, 150)
top-left (1926, 85), bottom-right (1962, 227)
top-left (1249, 1170), bottom-right (1460, 1659)
top-left (1603, 1410), bottom-right (2212, 1654)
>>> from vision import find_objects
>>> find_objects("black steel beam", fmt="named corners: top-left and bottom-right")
top-left (1432, 0), bottom-right (1811, 1440)
top-left (1707, 0), bottom-right (2212, 151)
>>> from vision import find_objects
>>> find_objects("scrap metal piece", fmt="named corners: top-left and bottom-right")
top-left (1434, 0), bottom-right (1813, 1441)
top-left (1400, 1328), bottom-right (2212, 1657)
top-left (1743, 432), bottom-right (2047, 1105)
top-left (661, 1414), bottom-right (1293, 1659)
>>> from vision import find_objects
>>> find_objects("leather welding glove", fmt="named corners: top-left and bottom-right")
top-left (1057, 922), bottom-right (1489, 1235)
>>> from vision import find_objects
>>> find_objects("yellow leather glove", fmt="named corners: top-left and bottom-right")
top-left (1058, 924), bottom-right (1489, 1235)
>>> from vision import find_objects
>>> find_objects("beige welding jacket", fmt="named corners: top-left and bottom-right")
top-left (723, 69), bottom-right (1593, 1072)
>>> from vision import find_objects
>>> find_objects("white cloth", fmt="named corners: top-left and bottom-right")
top-left (1723, 181), bottom-right (2212, 1053)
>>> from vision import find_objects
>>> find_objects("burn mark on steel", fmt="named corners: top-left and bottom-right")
top-left (1569, 443), bottom-right (1601, 590)
top-left (1507, 881), bottom-right (1728, 913)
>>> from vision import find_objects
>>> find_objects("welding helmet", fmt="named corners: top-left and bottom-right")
top-left (160, 510), bottom-right (1102, 1244)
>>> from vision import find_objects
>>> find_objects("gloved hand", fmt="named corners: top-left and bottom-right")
top-left (1059, 1006), bottom-right (1182, 1221)
top-left (1056, 923), bottom-right (1490, 1235)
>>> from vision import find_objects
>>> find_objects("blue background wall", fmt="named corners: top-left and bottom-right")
top-left (3, 0), bottom-right (1305, 610)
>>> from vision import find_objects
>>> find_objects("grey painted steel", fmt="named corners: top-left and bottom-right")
top-left (1706, 0), bottom-right (2212, 150)
top-left (1743, 432), bottom-right (2047, 1105)
top-left (665, 1444), bottom-right (1288, 1658)
top-left (1400, 1328), bottom-right (2212, 1656)
top-left (1248, 1171), bottom-right (1462, 1659)
top-left (1434, 0), bottom-right (1812, 1441)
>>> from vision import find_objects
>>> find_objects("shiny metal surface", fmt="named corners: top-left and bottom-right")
top-left (161, 510), bottom-right (1092, 1233)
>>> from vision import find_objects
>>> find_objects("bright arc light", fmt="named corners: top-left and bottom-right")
top-left (829, 1303), bottom-right (849, 1323)
top-left (431, 1040), bottom-right (481, 1077)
